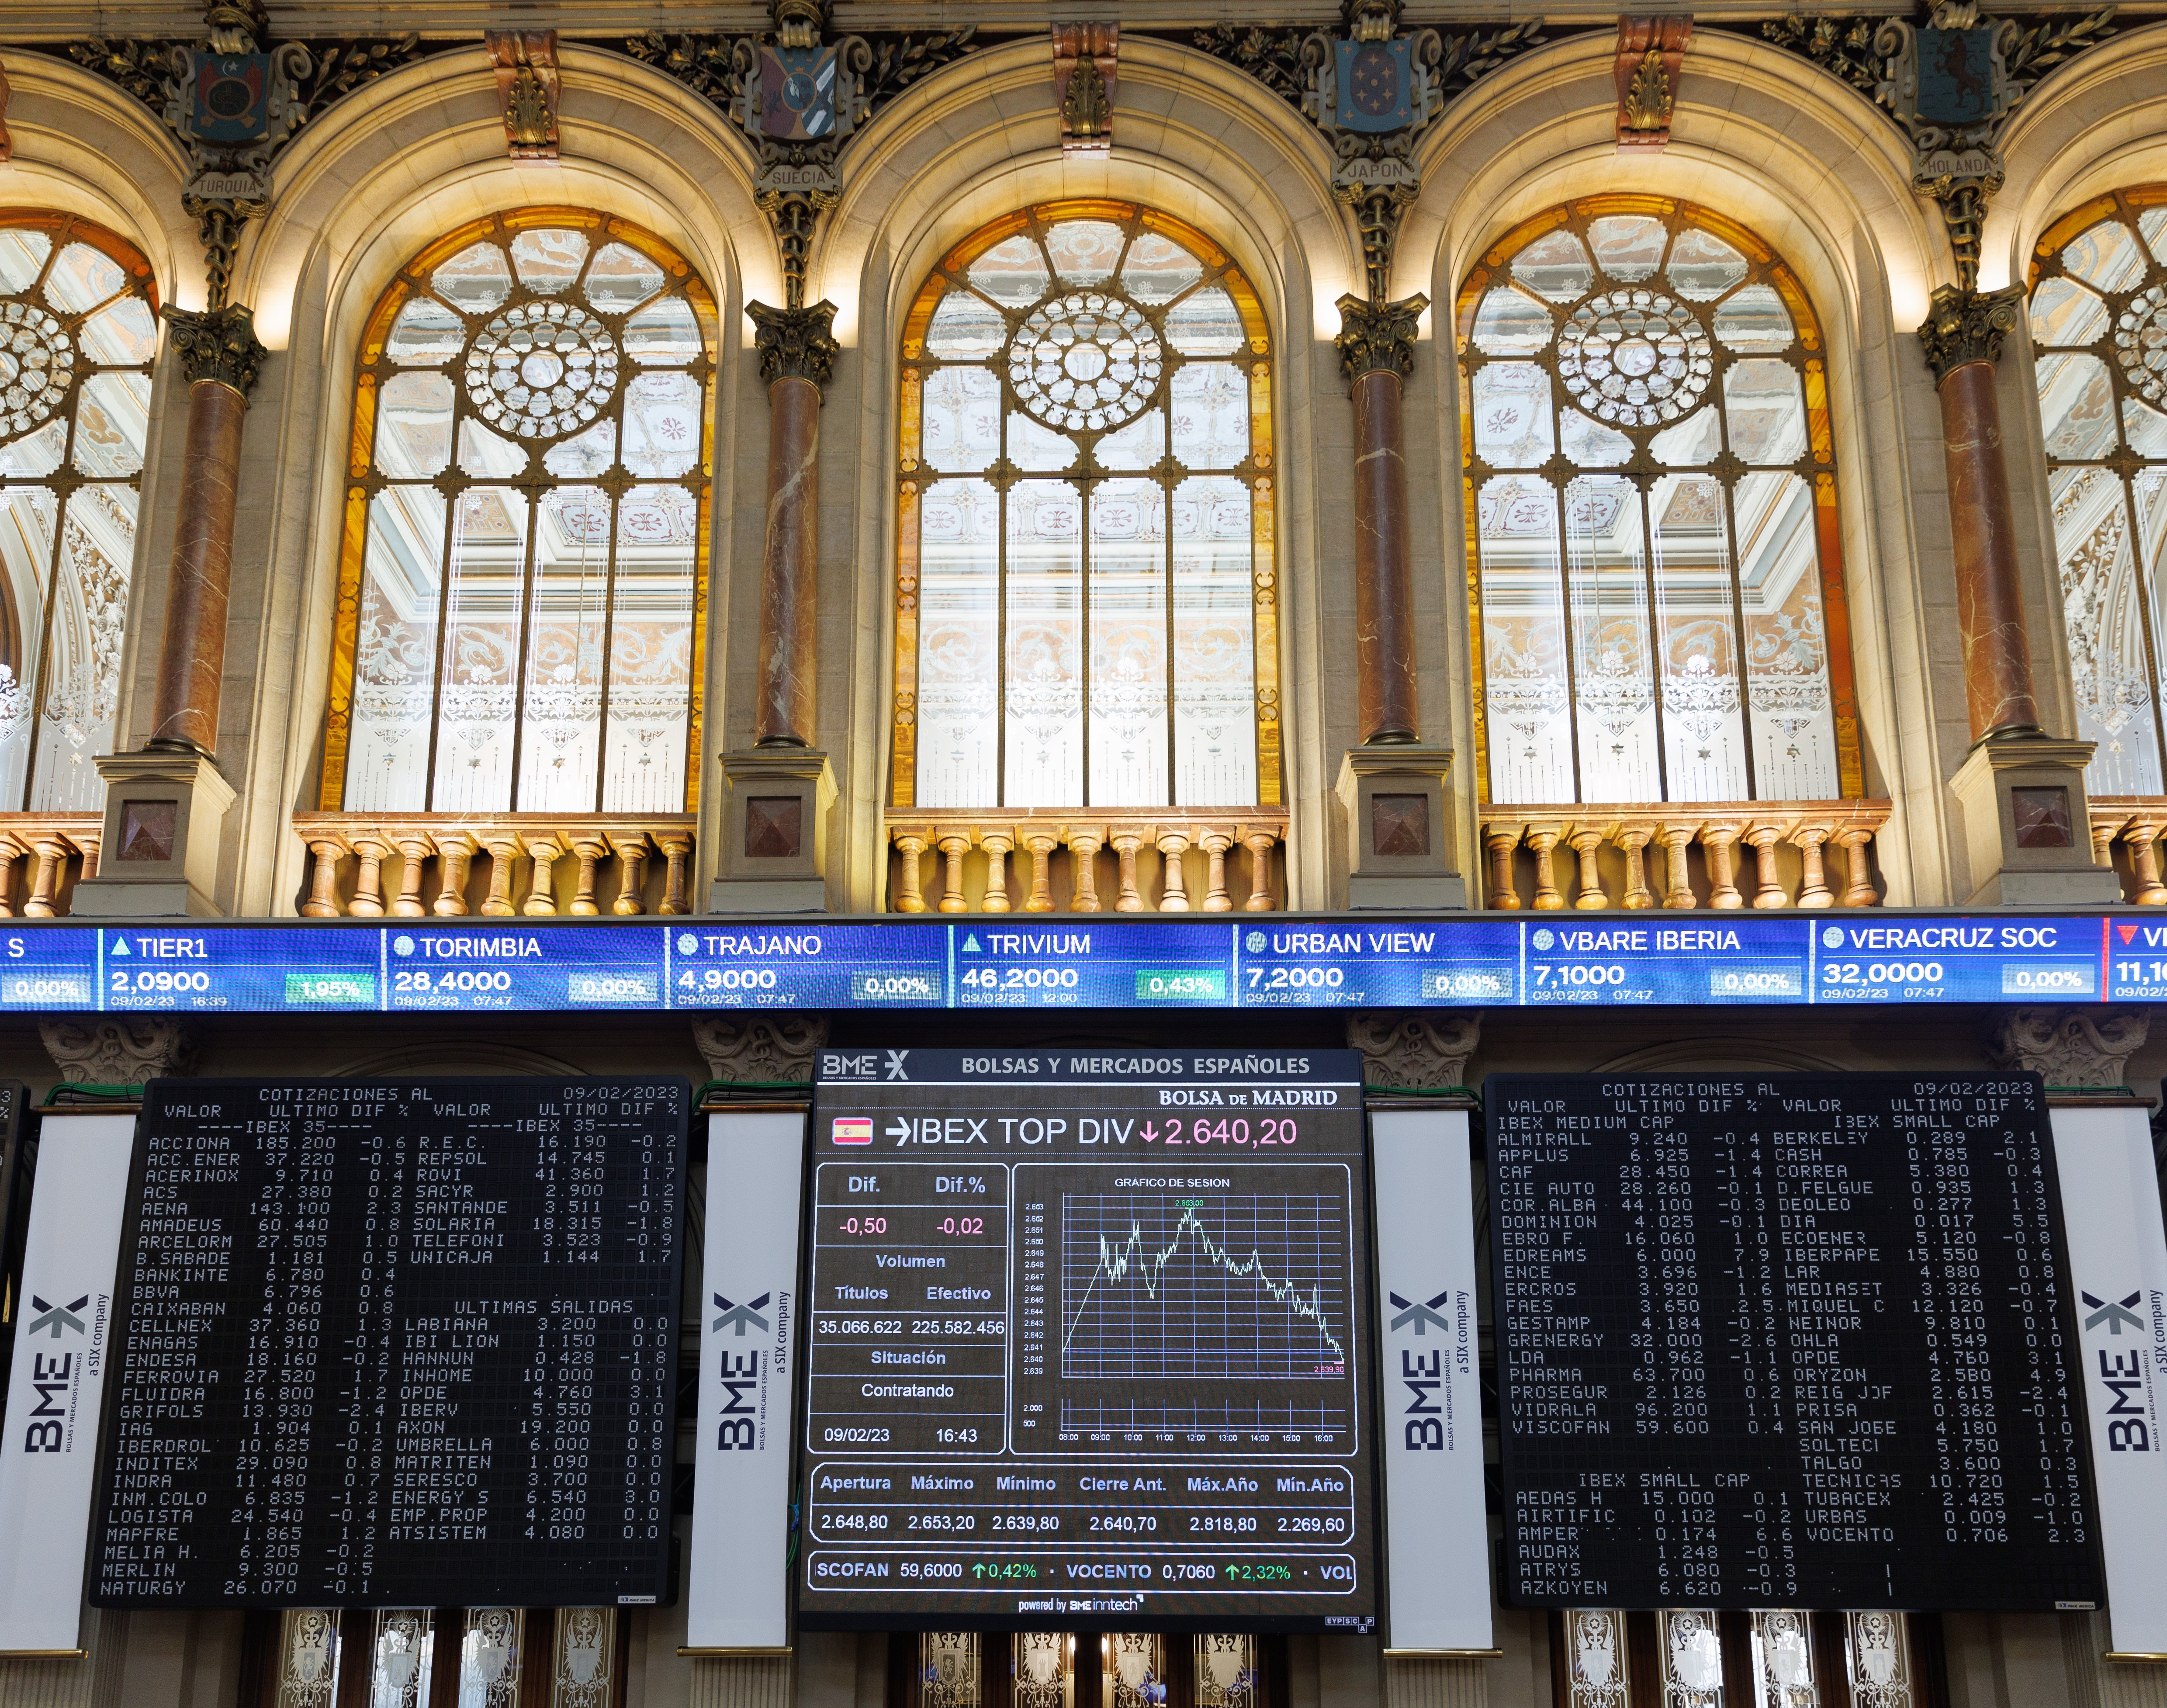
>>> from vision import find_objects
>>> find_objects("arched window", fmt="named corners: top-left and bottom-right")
top-left (891, 201), bottom-right (1279, 812)
top-left (321, 209), bottom-right (713, 815)
top-left (2029, 187), bottom-right (2167, 794)
top-left (0, 214), bottom-right (156, 812)
top-left (1458, 197), bottom-right (1862, 807)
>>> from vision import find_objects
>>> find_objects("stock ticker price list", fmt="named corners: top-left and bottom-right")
top-left (1488, 1073), bottom-right (2101, 1611)
top-left (800, 1048), bottom-right (1377, 1631)
top-left (89, 1077), bottom-right (686, 1609)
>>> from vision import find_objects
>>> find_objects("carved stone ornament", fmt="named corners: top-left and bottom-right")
top-left (1918, 281), bottom-right (2024, 384)
top-left (485, 30), bottom-right (559, 159)
top-left (1616, 16), bottom-right (1691, 151)
top-left (164, 301), bottom-right (268, 395)
top-left (748, 298), bottom-right (841, 389)
top-left (1346, 1011), bottom-right (1481, 1089)
top-left (1054, 23), bottom-right (1117, 152)
top-left (691, 1014), bottom-right (829, 1084)
top-left (1335, 291), bottom-right (1427, 382)
top-left (1990, 1005), bottom-right (2150, 1088)
top-left (40, 1018), bottom-right (196, 1085)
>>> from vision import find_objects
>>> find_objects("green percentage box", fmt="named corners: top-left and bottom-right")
top-left (1135, 967), bottom-right (1228, 1003)
top-left (284, 972), bottom-right (376, 1006)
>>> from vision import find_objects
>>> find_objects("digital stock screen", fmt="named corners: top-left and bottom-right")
top-left (1488, 1073), bottom-right (2102, 1611)
top-left (90, 1078), bottom-right (686, 1608)
top-left (800, 1049), bottom-right (1377, 1631)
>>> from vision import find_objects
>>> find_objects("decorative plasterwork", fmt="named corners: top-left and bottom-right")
top-left (165, 299), bottom-right (266, 394)
top-left (1053, 22), bottom-right (1117, 153)
top-left (1335, 290), bottom-right (1426, 381)
top-left (1990, 1005), bottom-right (2150, 1087)
top-left (748, 298), bottom-right (840, 388)
top-left (625, 2), bottom-right (981, 309)
top-left (692, 1014), bottom-right (828, 1084)
top-left (1918, 281), bottom-right (2023, 382)
top-left (1346, 1011), bottom-right (1480, 1088)
top-left (485, 29), bottom-right (559, 160)
top-left (1616, 16), bottom-right (1691, 151)
top-left (1752, 4), bottom-right (2115, 291)
top-left (41, 1018), bottom-right (195, 1084)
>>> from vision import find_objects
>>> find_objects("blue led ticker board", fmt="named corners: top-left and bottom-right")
top-left (0, 912), bottom-right (2154, 1014)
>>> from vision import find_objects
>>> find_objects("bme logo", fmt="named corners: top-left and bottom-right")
top-left (21, 1293), bottom-right (88, 1453)
top-left (1390, 1288), bottom-right (1450, 1451)
top-left (2081, 1287), bottom-right (2155, 1452)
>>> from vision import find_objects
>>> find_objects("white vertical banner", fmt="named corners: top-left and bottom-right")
top-left (2051, 1103), bottom-right (2167, 1655)
top-left (0, 1112), bottom-right (136, 1654)
top-left (686, 1109), bottom-right (806, 1652)
top-left (1371, 1105), bottom-right (1493, 1652)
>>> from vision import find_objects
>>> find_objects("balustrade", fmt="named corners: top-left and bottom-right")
top-left (885, 813), bottom-right (1286, 914)
top-left (2086, 798), bottom-right (2167, 904)
top-left (0, 815), bottom-right (101, 918)
top-left (294, 816), bottom-right (693, 918)
top-left (1477, 803), bottom-right (1890, 911)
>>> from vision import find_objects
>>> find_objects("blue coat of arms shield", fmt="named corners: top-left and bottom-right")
top-left (759, 43), bottom-right (838, 141)
top-left (1335, 38), bottom-right (1413, 134)
top-left (189, 52), bottom-right (272, 145)
top-left (1915, 28), bottom-right (1998, 125)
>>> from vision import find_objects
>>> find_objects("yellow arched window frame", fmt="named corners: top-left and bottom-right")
top-left (1457, 194), bottom-right (1863, 808)
top-left (891, 199), bottom-right (1281, 813)
top-left (321, 208), bottom-right (715, 816)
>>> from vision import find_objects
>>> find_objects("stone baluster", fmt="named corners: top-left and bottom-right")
top-left (1019, 827), bottom-right (1059, 912)
top-left (2090, 812), bottom-right (2122, 873)
top-left (1702, 823), bottom-right (1745, 909)
top-left (349, 832), bottom-right (391, 917)
top-left (302, 835), bottom-right (347, 918)
top-left (433, 832), bottom-right (478, 916)
top-left (1241, 827), bottom-right (1278, 912)
top-left (2122, 821), bottom-right (2167, 906)
top-left (1523, 824), bottom-right (1564, 911)
top-left (568, 835), bottom-right (609, 915)
top-left (890, 831), bottom-right (930, 913)
top-left (480, 834), bottom-right (523, 916)
top-left (1067, 827), bottom-right (1104, 912)
top-left (1743, 823), bottom-right (1786, 909)
top-left (1156, 828), bottom-right (1192, 912)
top-left (979, 829), bottom-right (1014, 914)
top-left (1111, 831), bottom-right (1145, 913)
top-left (1656, 823), bottom-right (1697, 909)
top-left (1612, 823), bottom-right (1655, 910)
top-left (0, 837), bottom-right (25, 916)
top-left (611, 834), bottom-right (651, 915)
top-left (658, 834), bottom-right (693, 915)
top-left (935, 833), bottom-right (971, 914)
top-left (522, 833), bottom-right (565, 915)
top-left (1834, 825), bottom-right (1877, 907)
top-left (1791, 823), bottom-right (1835, 909)
top-left (1484, 826), bottom-right (1522, 910)
top-left (1198, 828), bottom-right (1234, 912)
top-left (1568, 828), bottom-right (1609, 910)
top-left (22, 835), bottom-right (69, 917)
top-left (392, 835), bottom-right (432, 916)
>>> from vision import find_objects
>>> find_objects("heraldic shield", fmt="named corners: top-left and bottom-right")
top-left (1916, 27), bottom-right (2000, 125)
top-left (1336, 38), bottom-right (1414, 133)
top-left (189, 51), bottom-right (273, 143)
top-left (759, 42), bottom-right (839, 140)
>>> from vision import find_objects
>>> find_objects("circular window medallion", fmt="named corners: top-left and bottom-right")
top-left (0, 303), bottom-right (74, 441)
top-left (2115, 284), bottom-right (2167, 405)
top-left (1557, 290), bottom-right (1713, 426)
top-left (464, 301), bottom-right (621, 438)
top-left (1007, 291), bottom-right (1163, 432)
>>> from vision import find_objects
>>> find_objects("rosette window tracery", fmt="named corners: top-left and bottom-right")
top-left (2028, 185), bottom-right (2167, 796)
top-left (1457, 197), bottom-right (1863, 808)
top-left (0, 215), bottom-right (158, 813)
top-left (321, 211), bottom-right (715, 816)
top-left (892, 202), bottom-right (1281, 812)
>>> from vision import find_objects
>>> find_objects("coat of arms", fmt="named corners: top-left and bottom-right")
top-left (757, 42), bottom-right (838, 139)
top-left (1914, 26), bottom-right (2000, 123)
top-left (1334, 38), bottom-right (1413, 132)
top-left (187, 51), bottom-right (272, 142)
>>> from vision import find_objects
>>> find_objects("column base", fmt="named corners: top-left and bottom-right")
top-left (1335, 745), bottom-right (1467, 911)
top-left (70, 750), bottom-right (235, 917)
top-left (1947, 736), bottom-right (2121, 906)
top-left (710, 748), bottom-right (836, 914)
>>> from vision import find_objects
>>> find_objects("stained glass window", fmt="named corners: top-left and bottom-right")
top-left (321, 210), bottom-right (713, 814)
top-left (0, 215), bottom-right (156, 811)
top-left (1458, 198), bottom-right (1862, 807)
top-left (892, 202), bottom-right (1279, 811)
top-left (2028, 186), bottom-right (2167, 794)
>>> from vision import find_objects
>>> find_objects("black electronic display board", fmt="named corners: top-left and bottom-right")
top-left (89, 1077), bottom-right (685, 1608)
top-left (800, 1048), bottom-right (1376, 1631)
top-left (1489, 1072), bottom-right (2102, 1611)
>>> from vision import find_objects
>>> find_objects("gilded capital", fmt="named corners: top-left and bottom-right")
top-left (748, 298), bottom-right (841, 389)
top-left (1918, 282), bottom-right (2024, 385)
top-left (163, 302), bottom-right (267, 395)
top-left (1335, 291), bottom-right (1427, 382)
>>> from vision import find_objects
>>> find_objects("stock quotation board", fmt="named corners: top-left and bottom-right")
top-left (90, 1078), bottom-right (686, 1608)
top-left (1488, 1073), bottom-right (2102, 1611)
top-left (800, 1048), bottom-right (1377, 1631)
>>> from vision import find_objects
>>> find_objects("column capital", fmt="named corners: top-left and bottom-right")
top-left (1918, 282), bottom-right (2025, 385)
top-left (691, 1014), bottom-right (829, 1084)
top-left (748, 299), bottom-right (841, 390)
top-left (40, 1018), bottom-right (194, 1084)
top-left (1334, 291), bottom-right (1428, 383)
top-left (1346, 1011), bottom-right (1480, 1090)
top-left (163, 302), bottom-right (267, 395)
top-left (1990, 1006), bottom-right (2150, 1088)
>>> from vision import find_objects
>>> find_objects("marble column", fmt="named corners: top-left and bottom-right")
top-left (748, 301), bottom-right (838, 748)
top-left (147, 305), bottom-right (264, 755)
top-left (1920, 284), bottom-right (2043, 744)
top-left (1336, 292), bottom-right (1426, 744)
